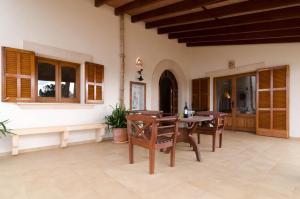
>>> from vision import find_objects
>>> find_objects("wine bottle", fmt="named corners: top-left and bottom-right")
top-left (184, 102), bottom-right (188, 118)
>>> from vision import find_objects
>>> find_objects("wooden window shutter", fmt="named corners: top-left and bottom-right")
top-left (2, 47), bottom-right (35, 102)
top-left (192, 77), bottom-right (210, 111)
top-left (192, 79), bottom-right (200, 111)
top-left (256, 65), bottom-right (289, 138)
top-left (85, 62), bottom-right (104, 104)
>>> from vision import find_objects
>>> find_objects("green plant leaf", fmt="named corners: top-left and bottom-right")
top-left (105, 104), bottom-right (128, 130)
top-left (0, 119), bottom-right (12, 138)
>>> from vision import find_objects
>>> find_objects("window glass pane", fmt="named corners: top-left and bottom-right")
top-left (236, 75), bottom-right (256, 114)
top-left (216, 79), bottom-right (232, 113)
top-left (38, 62), bottom-right (55, 97)
top-left (61, 66), bottom-right (76, 98)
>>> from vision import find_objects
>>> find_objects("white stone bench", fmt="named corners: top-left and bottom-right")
top-left (11, 123), bottom-right (106, 155)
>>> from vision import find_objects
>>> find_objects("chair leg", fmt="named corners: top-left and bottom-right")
top-left (170, 146), bottom-right (175, 167)
top-left (212, 134), bottom-right (216, 152)
top-left (129, 143), bottom-right (134, 164)
top-left (219, 133), bottom-right (223, 148)
top-left (197, 133), bottom-right (200, 144)
top-left (149, 149), bottom-right (155, 174)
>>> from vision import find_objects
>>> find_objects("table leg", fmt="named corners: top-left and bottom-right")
top-left (188, 134), bottom-right (201, 161)
top-left (178, 124), bottom-right (201, 161)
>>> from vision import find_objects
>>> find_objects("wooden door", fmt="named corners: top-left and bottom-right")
top-left (234, 73), bottom-right (256, 132)
top-left (214, 73), bottom-right (256, 132)
top-left (257, 66), bottom-right (289, 138)
top-left (214, 77), bottom-right (234, 130)
top-left (192, 77), bottom-right (209, 111)
top-left (159, 70), bottom-right (178, 114)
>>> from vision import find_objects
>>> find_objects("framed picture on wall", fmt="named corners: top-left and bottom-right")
top-left (130, 81), bottom-right (146, 111)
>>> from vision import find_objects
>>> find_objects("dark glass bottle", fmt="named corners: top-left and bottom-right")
top-left (184, 102), bottom-right (188, 118)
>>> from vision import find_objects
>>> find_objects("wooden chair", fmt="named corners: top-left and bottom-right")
top-left (128, 110), bottom-right (163, 117)
top-left (195, 111), bottom-right (226, 152)
top-left (126, 114), bottom-right (178, 174)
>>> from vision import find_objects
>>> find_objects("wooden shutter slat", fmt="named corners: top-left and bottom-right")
top-left (2, 47), bottom-right (35, 102)
top-left (258, 70), bottom-right (271, 89)
top-left (87, 65), bottom-right (95, 82)
top-left (20, 53), bottom-right (32, 75)
top-left (5, 77), bottom-right (17, 98)
top-left (192, 77), bottom-right (209, 111)
top-left (5, 49), bottom-right (18, 74)
top-left (258, 111), bottom-right (271, 129)
top-left (96, 86), bottom-right (102, 100)
top-left (200, 78), bottom-right (209, 111)
top-left (95, 65), bottom-right (103, 83)
top-left (21, 78), bottom-right (31, 98)
top-left (273, 111), bottom-right (286, 130)
top-left (88, 85), bottom-right (94, 100)
top-left (273, 68), bottom-right (286, 88)
top-left (192, 79), bottom-right (200, 110)
top-left (273, 90), bottom-right (286, 108)
top-left (258, 91), bottom-right (270, 108)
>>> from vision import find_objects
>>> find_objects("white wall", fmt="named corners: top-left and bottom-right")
top-left (185, 44), bottom-right (300, 137)
top-left (123, 18), bottom-right (190, 110)
top-left (0, 0), bottom-right (122, 153)
top-left (1, 0), bottom-right (299, 154)
top-left (0, 0), bottom-right (190, 153)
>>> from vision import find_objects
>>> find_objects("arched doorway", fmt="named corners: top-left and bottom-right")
top-left (159, 70), bottom-right (178, 114)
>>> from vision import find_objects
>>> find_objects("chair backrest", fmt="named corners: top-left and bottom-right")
top-left (196, 111), bottom-right (226, 129)
top-left (195, 111), bottom-right (226, 118)
top-left (215, 115), bottom-right (226, 130)
top-left (128, 110), bottom-right (163, 118)
top-left (126, 114), bottom-right (178, 146)
top-left (156, 116), bottom-right (179, 135)
top-left (126, 114), bottom-right (158, 146)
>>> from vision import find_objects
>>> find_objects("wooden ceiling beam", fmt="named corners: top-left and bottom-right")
top-left (95, 0), bottom-right (107, 7)
top-left (115, 0), bottom-right (162, 16)
top-left (131, 0), bottom-right (224, 22)
top-left (168, 18), bottom-right (300, 39)
top-left (146, 0), bottom-right (300, 29)
top-left (178, 28), bottom-right (300, 43)
top-left (186, 37), bottom-right (300, 47)
top-left (158, 6), bottom-right (300, 34)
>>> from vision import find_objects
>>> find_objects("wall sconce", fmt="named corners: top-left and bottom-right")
top-left (224, 91), bottom-right (231, 99)
top-left (136, 57), bottom-right (144, 81)
top-left (228, 60), bottom-right (235, 69)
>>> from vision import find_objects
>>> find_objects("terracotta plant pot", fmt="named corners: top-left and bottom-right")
top-left (112, 128), bottom-right (128, 144)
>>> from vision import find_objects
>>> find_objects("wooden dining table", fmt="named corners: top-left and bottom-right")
top-left (177, 116), bottom-right (214, 162)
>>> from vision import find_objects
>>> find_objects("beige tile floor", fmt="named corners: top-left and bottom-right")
top-left (1, 131), bottom-right (300, 199)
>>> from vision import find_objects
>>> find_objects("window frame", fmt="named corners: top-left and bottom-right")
top-left (36, 56), bottom-right (80, 103)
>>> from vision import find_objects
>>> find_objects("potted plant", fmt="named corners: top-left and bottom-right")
top-left (0, 120), bottom-right (12, 138)
top-left (105, 104), bottom-right (128, 143)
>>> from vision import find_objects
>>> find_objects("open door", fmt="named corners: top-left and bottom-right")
top-left (214, 73), bottom-right (256, 132)
top-left (257, 66), bottom-right (289, 138)
top-left (159, 70), bottom-right (178, 114)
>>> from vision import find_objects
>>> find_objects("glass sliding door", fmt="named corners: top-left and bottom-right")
top-left (216, 79), bottom-right (232, 113)
top-left (236, 75), bottom-right (256, 115)
top-left (235, 74), bottom-right (256, 132)
top-left (214, 72), bottom-right (257, 132)
top-left (215, 78), bottom-right (233, 129)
